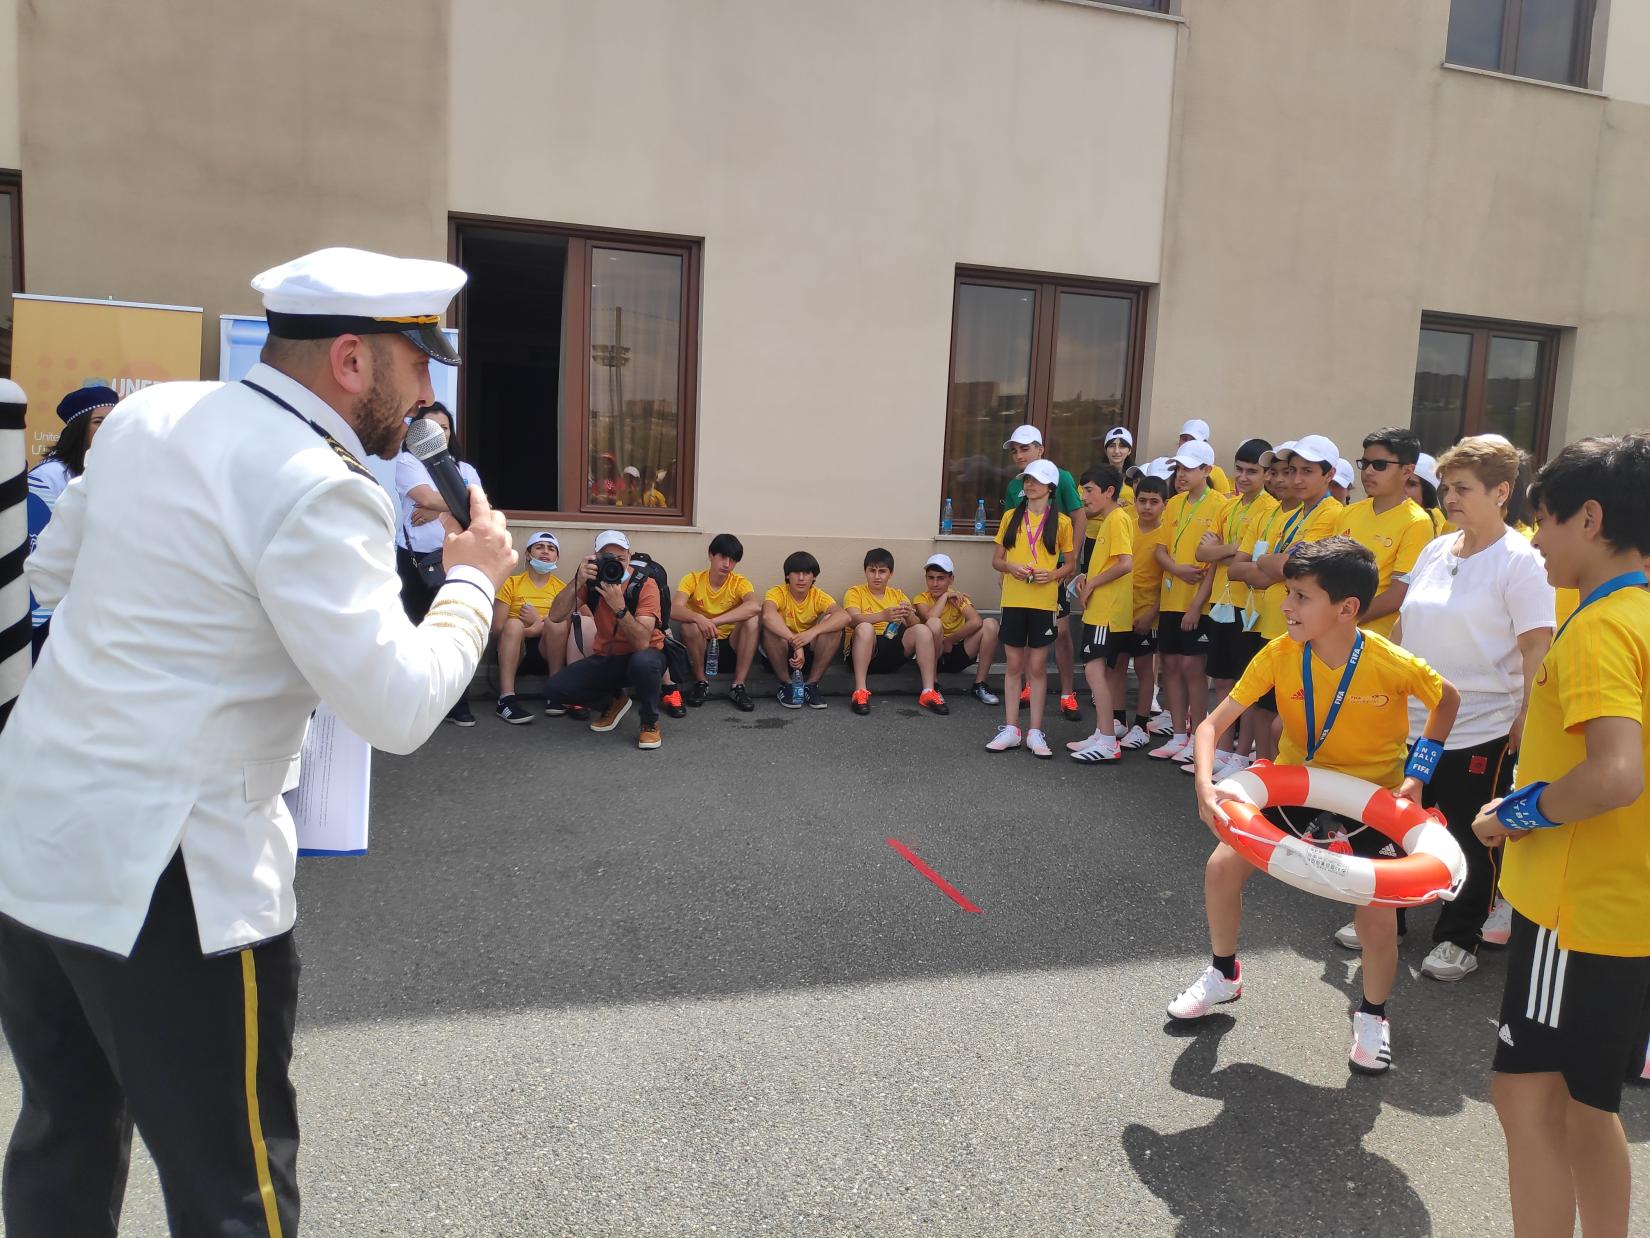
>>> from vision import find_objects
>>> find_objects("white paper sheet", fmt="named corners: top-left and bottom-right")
top-left (286, 703), bottom-right (371, 856)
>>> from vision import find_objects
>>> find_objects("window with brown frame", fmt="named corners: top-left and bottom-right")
top-left (1410, 314), bottom-right (1560, 461)
top-left (0, 171), bottom-right (21, 379)
top-left (1445, 0), bottom-right (1597, 88)
top-left (940, 267), bottom-right (1146, 529)
top-left (448, 214), bottom-right (700, 522)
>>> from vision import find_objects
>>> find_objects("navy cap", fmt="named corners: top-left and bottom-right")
top-left (57, 386), bottom-right (119, 424)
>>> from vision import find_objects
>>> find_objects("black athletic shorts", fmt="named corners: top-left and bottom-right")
top-left (1106, 625), bottom-right (1158, 668)
top-left (1078, 623), bottom-right (1119, 663)
top-left (1000, 606), bottom-right (1058, 649)
top-left (1157, 610), bottom-right (1212, 657)
top-left (1058, 588), bottom-right (1074, 621)
top-left (1493, 909), bottom-right (1650, 1113)
top-left (847, 630), bottom-right (911, 674)
top-left (937, 643), bottom-right (977, 675)
top-left (1205, 618), bottom-right (1245, 681)
top-left (1260, 807), bottom-right (1400, 862)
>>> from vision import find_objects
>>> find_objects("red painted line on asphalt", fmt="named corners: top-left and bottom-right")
top-left (885, 838), bottom-right (983, 914)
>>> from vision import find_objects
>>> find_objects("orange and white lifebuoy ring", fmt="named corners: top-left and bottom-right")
top-left (1213, 760), bottom-right (1467, 908)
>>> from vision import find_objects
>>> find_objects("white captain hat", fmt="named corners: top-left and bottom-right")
top-left (252, 247), bottom-right (467, 365)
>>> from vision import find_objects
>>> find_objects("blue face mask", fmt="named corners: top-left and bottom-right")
top-left (527, 558), bottom-right (557, 574)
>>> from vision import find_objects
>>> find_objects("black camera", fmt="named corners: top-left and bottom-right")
top-left (594, 552), bottom-right (627, 585)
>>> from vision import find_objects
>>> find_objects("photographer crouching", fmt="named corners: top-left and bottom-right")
top-left (543, 530), bottom-right (667, 749)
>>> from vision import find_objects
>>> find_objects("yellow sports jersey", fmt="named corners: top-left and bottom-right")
top-left (677, 569), bottom-right (755, 638)
top-left (1333, 498), bottom-right (1436, 638)
top-left (1502, 587), bottom-right (1650, 955)
top-left (1554, 588), bottom-right (1579, 628)
top-left (1232, 630), bottom-right (1444, 790)
top-left (1082, 506), bottom-right (1134, 630)
top-left (1131, 518), bottom-right (1170, 623)
top-left (995, 508), bottom-right (1074, 612)
top-left (1119, 482), bottom-right (1136, 511)
top-left (1159, 487), bottom-right (1232, 613)
top-left (1210, 491), bottom-right (1278, 614)
top-left (642, 487), bottom-right (669, 508)
top-left (496, 569), bottom-right (565, 622)
top-left (843, 583), bottom-right (912, 647)
top-left (915, 589), bottom-right (973, 639)
top-left (765, 584), bottom-right (836, 634)
top-left (1256, 496), bottom-right (1343, 639)
top-left (1426, 507), bottom-right (1449, 537)
top-left (1209, 463), bottom-right (1233, 495)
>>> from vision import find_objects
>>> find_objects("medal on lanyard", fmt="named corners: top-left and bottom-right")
top-left (1302, 631), bottom-right (1364, 761)
top-left (1551, 570), bottom-right (1649, 646)
top-left (1025, 507), bottom-right (1050, 569)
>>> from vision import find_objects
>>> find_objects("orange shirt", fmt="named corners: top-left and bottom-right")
top-left (593, 576), bottom-right (666, 655)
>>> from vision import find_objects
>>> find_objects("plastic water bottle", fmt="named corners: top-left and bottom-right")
top-left (973, 499), bottom-right (987, 535)
top-left (884, 619), bottom-right (903, 639)
top-left (705, 636), bottom-right (720, 677)
top-left (789, 667), bottom-right (805, 707)
top-left (940, 497), bottom-right (954, 535)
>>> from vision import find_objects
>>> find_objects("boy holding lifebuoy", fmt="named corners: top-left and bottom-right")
top-left (1178, 537), bottom-right (1460, 1075)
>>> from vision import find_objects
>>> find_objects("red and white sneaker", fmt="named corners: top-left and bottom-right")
top-left (1349, 1011), bottom-right (1393, 1075)
top-left (986, 724), bottom-right (1023, 752)
top-left (1149, 734), bottom-right (1191, 761)
top-left (1059, 693), bottom-right (1082, 722)
top-left (1480, 899), bottom-right (1513, 948)
top-left (1167, 964), bottom-right (1242, 1021)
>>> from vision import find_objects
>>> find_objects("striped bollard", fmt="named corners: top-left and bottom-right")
top-left (0, 379), bottom-right (28, 730)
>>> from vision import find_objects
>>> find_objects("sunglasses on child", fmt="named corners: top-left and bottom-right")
top-left (1355, 457), bottom-right (1402, 472)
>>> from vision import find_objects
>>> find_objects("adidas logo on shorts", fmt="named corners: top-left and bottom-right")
top-left (1377, 843), bottom-right (1399, 858)
top-left (1499, 1023), bottom-right (1515, 1047)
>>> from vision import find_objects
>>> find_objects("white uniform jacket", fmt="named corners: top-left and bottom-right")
top-left (0, 364), bottom-right (494, 957)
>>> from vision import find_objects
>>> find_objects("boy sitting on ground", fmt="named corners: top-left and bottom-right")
top-left (674, 531), bottom-right (760, 713)
top-left (760, 551), bottom-right (850, 709)
top-left (493, 532), bottom-right (590, 724)
top-left (843, 548), bottom-right (947, 716)
top-left (914, 553), bottom-right (1001, 705)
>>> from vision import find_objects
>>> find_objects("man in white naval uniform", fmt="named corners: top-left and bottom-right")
top-left (0, 248), bottom-right (516, 1237)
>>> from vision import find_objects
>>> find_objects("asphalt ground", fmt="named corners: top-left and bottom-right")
top-left (3, 674), bottom-right (1647, 1235)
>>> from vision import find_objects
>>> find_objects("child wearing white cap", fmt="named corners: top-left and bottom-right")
top-left (492, 532), bottom-right (591, 724)
top-left (1406, 452), bottom-right (1448, 536)
top-left (914, 553), bottom-right (1001, 705)
top-left (1098, 427), bottom-right (1138, 509)
top-left (988, 459), bottom-right (1076, 757)
top-left (1177, 419), bottom-right (1234, 495)
top-left (1003, 425), bottom-right (1086, 723)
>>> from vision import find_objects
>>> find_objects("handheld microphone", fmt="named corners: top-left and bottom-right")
top-left (404, 418), bottom-right (471, 530)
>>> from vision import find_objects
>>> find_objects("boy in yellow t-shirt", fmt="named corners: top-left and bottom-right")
top-left (1069, 464), bottom-right (1134, 762)
top-left (1116, 473), bottom-right (1172, 750)
top-left (1470, 435), bottom-right (1650, 1232)
top-left (760, 552), bottom-right (849, 709)
top-left (1333, 428), bottom-right (1435, 639)
top-left (674, 532), bottom-right (761, 712)
top-left (987, 459), bottom-right (1076, 758)
top-left (1151, 440), bottom-right (1231, 763)
top-left (1179, 537), bottom-right (1460, 1077)
top-left (843, 548), bottom-right (944, 717)
top-left (915, 553), bottom-right (1001, 706)
top-left (493, 532), bottom-right (587, 724)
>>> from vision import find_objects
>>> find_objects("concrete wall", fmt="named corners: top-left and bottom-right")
top-left (17, 0), bottom-right (450, 377)
top-left (454, 0), bottom-right (1180, 588)
top-left (1145, 0), bottom-right (1650, 463)
top-left (0, 0), bottom-right (18, 169)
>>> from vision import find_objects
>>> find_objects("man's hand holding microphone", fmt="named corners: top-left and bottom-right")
top-left (442, 485), bottom-right (517, 589)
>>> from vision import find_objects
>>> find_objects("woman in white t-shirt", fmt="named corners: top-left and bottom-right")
top-left (1383, 436), bottom-right (1553, 981)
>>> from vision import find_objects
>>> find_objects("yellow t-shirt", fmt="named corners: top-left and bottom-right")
top-left (1118, 482), bottom-right (1136, 511)
top-left (1333, 498), bottom-right (1436, 638)
top-left (915, 589), bottom-right (973, 640)
top-left (1256, 496), bottom-right (1344, 639)
top-left (1231, 630), bottom-right (1444, 790)
top-left (1159, 487), bottom-right (1232, 614)
top-left (1209, 491), bottom-right (1278, 614)
top-left (1501, 587), bottom-right (1650, 955)
top-left (1131, 518), bottom-right (1169, 623)
top-left (496, 569), bottom-right (565, 622)
top-left (1082, 506), bottom-right (1134, 630)
top-left (843, 583), bottom-right (912, 648)
top-left (1554, 588), bottom-right (1579, 628)
top-left (995, 508), bottom-right (1074, 612)
top-left (765, 584), bottom-right (836, 634)
top-left (676, 569), bottom-right (755, 638)
top-left (1209, 463), bottom-right (1233, 495)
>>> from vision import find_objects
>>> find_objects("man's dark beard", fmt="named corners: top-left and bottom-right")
top-left (354, 370), bottom-right (411, 459)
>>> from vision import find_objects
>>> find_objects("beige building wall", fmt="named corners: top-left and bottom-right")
top-left (17, 0), bottom-right (451, 378)
top-left (0, 0), bottom-right (18, 168)
top-left (453, 0), bottom-right (1180, 594)
top-left (1145, 0), bottom-right (1650, 465)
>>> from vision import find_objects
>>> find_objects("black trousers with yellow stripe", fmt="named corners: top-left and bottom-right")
top-left (0, 852), bottom-right (300, 1237)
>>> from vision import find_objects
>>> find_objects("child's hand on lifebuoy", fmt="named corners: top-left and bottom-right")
top-left (1196, 778), bottom-right (1239, 838)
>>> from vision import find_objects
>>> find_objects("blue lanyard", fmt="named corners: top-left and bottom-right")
top-left (1552, 570), bottom-right (1649, 646)
top-left (1302, 631), bottom-right (1364, 761)
top-left (1279, 495), bottom-right (1327, 550)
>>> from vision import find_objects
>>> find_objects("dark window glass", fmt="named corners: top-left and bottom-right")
top-left (943, 283), bottom-right (1036, 521)
top-left (1410, 315), bottom-right (1558, 460)
top-left (0, 174), bottom-right (18, 379)
top-left (587, 248), bottom-right (682, 512)
top-left (1444, 0), bottom-right (1595, 87)
top-left (1514, 0), bottom-right (1586, 84)
top-left (1411, 329), bottom-right (1473, 458)
top-left (1482, 335), bottom-right (1541, 449)
top-left (1446, 0), bottom-right (1505, 70)
top-left (1049, 291), bottom-right (1133, 469)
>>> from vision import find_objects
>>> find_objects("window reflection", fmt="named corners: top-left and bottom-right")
top-left (1411, 328), bottom-right (1472, 457)
top-left (944, 284), bottom-right (1035, 522)
top-left (1050, 292), bottom-right (1131, 473)
top-left (1483, 335), bottom-right (1541, 450)
top-left (588, 248), bottom-right (682, 510)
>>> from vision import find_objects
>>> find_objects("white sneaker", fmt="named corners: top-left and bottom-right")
top-left (1480, 899), bottom-right (1513, 947)
top-left (986, 724), bottom-right (1023, 752)
top-left (1421, 942), bottom-right (1478, 982)
top-left (1070, 736), bottom-right (1122, 763)
top-left (1026, 729), bottom-right (1053, 759)
top-left (1213, 752), bottom-right (1249, 781)
top-left (1349, 1011), bottom-right (1392, 1074)
top-left (1334, 921), bottom-right (1362, 951)
top-left (1149, 734), bottom-right (1190, 761)
top-left (1147, 710), bottom-right (1175, 736)
top-left (1113, 719), bottom-right (1126, 738)
top-left (1120, 724), bottom-right (1151, 751)
top-left (1167, 964), bottom-right (1242, 1021)
top-left (1642, 1041), bottom-right (1650, 1082)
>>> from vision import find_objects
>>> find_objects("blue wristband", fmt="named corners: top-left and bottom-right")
top-left (1404, 738), bottom-right (1444, 786)
top-left (1496, 782), bottom-right (1561, 831)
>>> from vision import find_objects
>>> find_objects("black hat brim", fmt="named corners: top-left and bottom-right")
top-left (404, 323), bottom-right (460, 366)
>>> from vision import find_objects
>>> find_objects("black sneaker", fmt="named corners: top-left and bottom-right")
top-left (568, 704), bottom-right (589, 721)
top-left (686, 680), bottom-right (710, 708)
top-left (495, 695), bottom-right (535, 725)
top-left (803, 683), bottom-right (827, 710)
top-left (542, 702), bottom-right (568, 717)
top-left (729, 682), bottom-right (755, 712)
top-left (661, 688), bottom-right (688, 719)
top-left (445, 699), bottom-right (476, 727)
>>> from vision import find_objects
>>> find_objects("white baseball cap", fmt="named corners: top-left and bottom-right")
top-left (622, 465), bottom-right (641, 479)
top-left (1171, 440), bottom-right (1217, 470)
top-left (1142, 457), bottom-right (1176, 480)
top-left (526, 531), bottom-right (560, 552)
top-left (1102, 426), bottom-right (1134, 448)
top-left (1413, 453), bottom-right (1441, 490)
top-left (594, 529), bottom-right (631, 552)
top-left (1003, 424), bottom-right (1044, 450)
top-left (1333, 458), bottom-right (1355, 490)
top-left (924, 553), bottom-right (956, 574)
top-left (1018, 459), bottom-right (1060, 487)
top-left (1260, 441), bottom-right (1294, 468)
top-left (1178, 418), bottom-right (1212, 443)
top-left (1279, 434), bottom-right (1339, 465)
